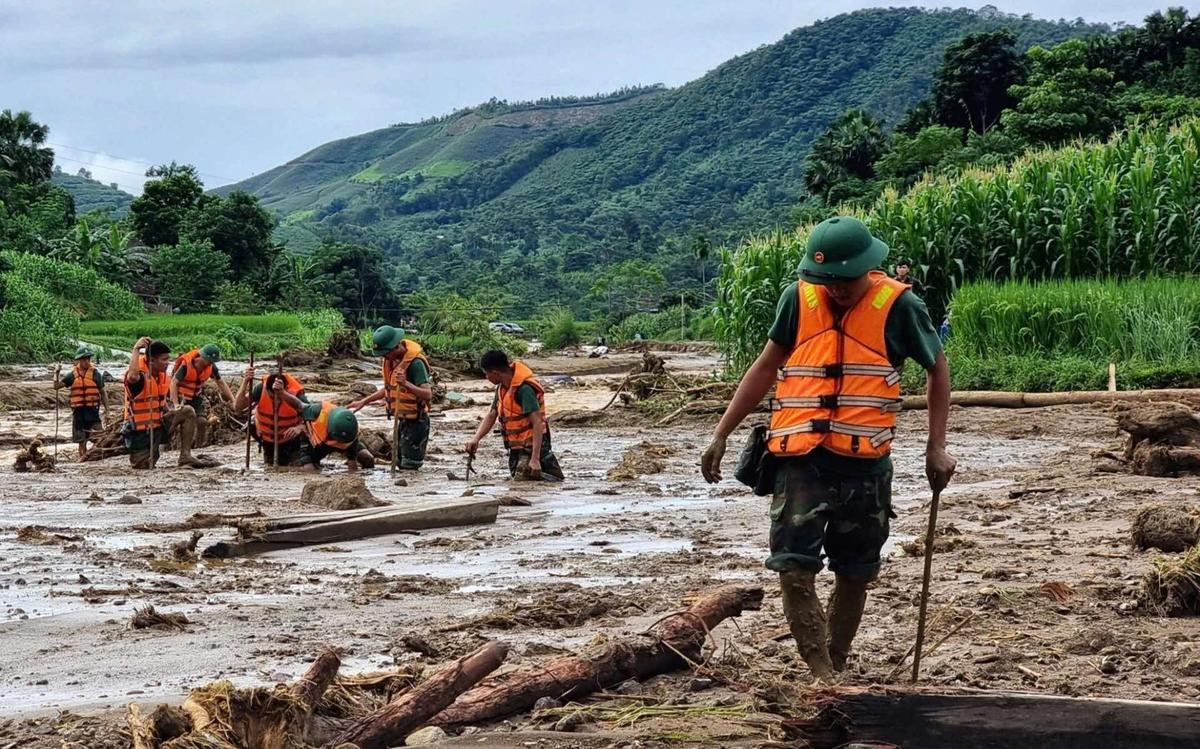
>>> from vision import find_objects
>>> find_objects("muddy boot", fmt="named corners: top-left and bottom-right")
top-left (827, 574), bottom-right (870, 671)
top-left (174, 406), bottom-right (200, 467)
top-left (779, 571), bottom-right (835, 680)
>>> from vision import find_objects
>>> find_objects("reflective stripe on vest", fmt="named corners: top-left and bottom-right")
top-left (305, 401), bottom-right (353, 451)
top-left (70, 364), bottom-right (101, 407)
top-left (498, 361), bottom-right (546, 450)
top-left (172, 349), bottom-right (213, 400)
top-left (767, 272), bottom-right (907, 459)
top-left (256, 374), bottom-right (304, 441)
top-left (124, 363), bottom-right (168, 432)
top-left (382, 340), bottom-right (429, 420)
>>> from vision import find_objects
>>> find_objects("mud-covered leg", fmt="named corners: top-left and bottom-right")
top-left (780, 570), bottom-right (835, 679)
top-left (827, 575), bottom-right (870, 671)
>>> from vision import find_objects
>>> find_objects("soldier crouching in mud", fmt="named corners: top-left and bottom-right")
top-left (122, 337), bottom-right (203, 468)
top-left (700, 216), bottom-right (957, 680)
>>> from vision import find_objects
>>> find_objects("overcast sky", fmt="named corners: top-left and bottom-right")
top-left (1, 0), bottom-right (1172, 194)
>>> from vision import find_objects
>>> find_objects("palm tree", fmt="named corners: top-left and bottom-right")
top-left (804, 109), bottom-right (887, 202)
top-left (691, 234), bottom-right (712, 286)
top-left (0, 110), bottom-right (54, 184)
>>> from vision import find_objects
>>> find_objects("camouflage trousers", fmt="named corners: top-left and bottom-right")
top-left (765, 456), bottom-right (894, 581)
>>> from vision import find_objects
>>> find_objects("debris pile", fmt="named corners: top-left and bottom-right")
top-left (1143, 546), bottom-right (1200, 616)
top-left (326, 328), bottom-right (365, 359)
top-left (300, 476), bottom-right (387, 511)
top-left (607, 441), bottom-right (675, 480)
top-left (1131, 504), bottom-right (1200, 552)
top-left (13, 439), bottom-right (55, 472)
top-left (1112, 402), bottom-right (1200, 477)
top-left (130, 605), bottom-right (190, 631)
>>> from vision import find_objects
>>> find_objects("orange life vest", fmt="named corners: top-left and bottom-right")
top-left (69, 364), bottom-right (101, 408)
top-left (305, 401), bottom-right (353, 451)
top-left (124, 361), bottom-right (169, 433)
top-left (172, 349), bottom-right (213, 400)
top-left (382, 340), bottom-right (430, 420)
top-left (497, 361), bottom-right (547, 451)
top-left (767, 272), bottom-right (906, 459)
top-left (256, 374), bottom-right (305, 442)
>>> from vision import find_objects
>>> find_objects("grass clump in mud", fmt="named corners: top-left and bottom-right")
top-left (130, 605), bottom-right (190, 631)
top-left (1143, 545), bottom-right (1200, 617)
top-left (608, 441), bottom-right (675, 481)
top-left (1131, 504), bottom-right (1200, 552)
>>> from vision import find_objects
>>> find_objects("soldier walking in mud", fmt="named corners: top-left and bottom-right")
top-left (701, 216), bottom-right (956, 679)
top-left (54, 346), bottom-right (109, 461)
top-left (465, 350), bottom-right (564, 481)
top-left (123, 337), bottom-right (202, 468)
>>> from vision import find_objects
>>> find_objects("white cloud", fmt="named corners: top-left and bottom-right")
top-left (52, 144), bottom-right (150, 195)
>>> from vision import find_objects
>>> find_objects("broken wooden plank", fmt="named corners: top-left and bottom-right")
top-left (784, 688), bottom-right (1200, 749)
top-left (203, 498), bottom-right (499, 558)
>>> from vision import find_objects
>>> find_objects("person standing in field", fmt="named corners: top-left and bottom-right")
top-left (700, 216), bottom-right (956, 680)
top-left (465, 350), bottom-right (564, 481)
top-left (170, 344), bottom-right (235, 416)
top-left (123, 337), bottom-right (201, 468)
top-left (54, 346), bottom-right (108, 461)
top-left (348, 326), bottom-right (434, 470)
top-left (232, 364), bottom-right (310, 466)
top-left (893, 258), bottom-right (925, 297)
top-left (274, 382), bottom-right (375, 473)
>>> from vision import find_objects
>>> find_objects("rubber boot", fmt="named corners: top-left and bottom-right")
top-left (175, 406), bottom-right (200, 467)
top-left (827, 574), bottom-right (870, 672)
top-left (779, 571), bottom-right (835, 680)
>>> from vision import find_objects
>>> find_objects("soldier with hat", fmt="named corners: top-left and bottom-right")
top-left (54, 346), bottom-right (109, 461)
top-left (349, 325), bottom-right (433, 470)
top-left (700, 216), bottom-right (956, 680)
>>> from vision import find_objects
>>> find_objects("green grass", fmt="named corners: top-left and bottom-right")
top-left (79, 310), bottom-right (345, 359)
top-left (405, 159), bottom-right (471, 178)
top-left (349, 164), bottom-right (389, 183)
top-left (282, 209), bottom-right (316, 225)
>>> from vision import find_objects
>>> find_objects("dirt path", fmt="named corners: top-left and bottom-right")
top-left (2, 357), bottom-right (1199, 746)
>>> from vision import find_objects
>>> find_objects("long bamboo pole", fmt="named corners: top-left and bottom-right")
top-left (244, 352), bottom-right (255, 470)
top-left (911, 487), bottom-right (942, 682)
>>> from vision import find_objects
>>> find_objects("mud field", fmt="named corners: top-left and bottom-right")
top-left (2, 349), bottom-right (1200, 747)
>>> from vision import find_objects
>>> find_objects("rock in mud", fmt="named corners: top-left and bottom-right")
top-left (1131, 504), bottom-right (1200, 552)
top-left (116, 493), bottom-right (143, 505)
top-left (406, 725), bottom-right (448, 745)
top-left (301, 476), bottom-right (388, 510)
top-left (607, 441), bottom-right (674, 481)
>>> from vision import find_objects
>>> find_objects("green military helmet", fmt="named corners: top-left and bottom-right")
top-left (798, 216), bottom-right (889, 285)
top-left (200, 343), bottom-right (222, 363)
top-left (73, 345), bottom-right (93, 361)
top-left (327, 407), bottom-right (359, 444)
top-left (371, 325), bottom-right (405, 357)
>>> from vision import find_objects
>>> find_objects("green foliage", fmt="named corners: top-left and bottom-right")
top-left (224, 9), bottom-right (1096, 309)
top-left (587, 259), bottom-right (667, 323)
top-left (949, 278), bottom-right (1200, 363)
top-left (0, 109), bottom-right (54, 184)
top-left (409, 290), bottom-right (525, 360)
top-left (47, 217), bottom-right (141, 285)
top-left (929, 29), bottom-right (1026, 133)
top-left (50, 167), bottom-right (134, 216)
top-left (805, 109), bottom-right (888, 203)
top-left (1, 250), bottom-right (142, 319)
top-left (309, 241), bottom-right (403, 326)
top-left (214, 281), bottom-right (262, 315)
top-left (875, 125), bottom-right (964, 187)
top-left (130, 163), bottom-right (204, 246)
top-left (1005, 40), bottom-right (1119, 144)
top-left (150, 238), bottom-right (230, 312)
top-left (535, 307), bottom-right (580, 350)
top-left (78, 310), bottom-right (344, 358)
top-left (714, 230), bottom-right (806, 372)
top-left (182, 190), bottom-right (277, 282)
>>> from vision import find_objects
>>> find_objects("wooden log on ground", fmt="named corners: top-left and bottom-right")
top-left (126, 704), bottom-right (156, 749)
top-left (332, 642), bottom-right (508, 749)
top-left (295, 649), bottom-right (341, 715)
top-left (784, 687), bottom-right (1200, 749)
top-left (203, 498), bottom-right (499, 558)
top-left (902, 388), bottom-right (1200, 411)
top-left (431, 585), bottom-right (763, 727)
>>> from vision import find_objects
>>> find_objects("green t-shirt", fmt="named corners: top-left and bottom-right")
top-left (299, 403), bottom-right (324, 422)
top-left (250, 382), bottom-right (310, 404)
top-left (767, 281), bottom-right (942, 474)
top-left (492, 383), bottom-right (541, 415)
top-left (173, 361), bottom-right (220, 381)
top-left (61, 368), bottom-right (105, 391)
top-left (403, 358), bottom-right (430, 385)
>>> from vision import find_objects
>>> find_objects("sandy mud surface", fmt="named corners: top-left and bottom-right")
top-left (2, 350), bottom-right (1199, 746)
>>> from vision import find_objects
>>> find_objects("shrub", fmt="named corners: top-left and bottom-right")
top-left (536, 307), bottom-right (580, 350)
top-left (150, 238), bottom-right (230, 312)
top-left (214, 281), bottom-right (262, 315)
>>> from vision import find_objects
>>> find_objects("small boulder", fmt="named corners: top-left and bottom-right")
top-left (406, 726), bottom-right (448, 745)
top-left (301, 476), bottom-right (387, 510)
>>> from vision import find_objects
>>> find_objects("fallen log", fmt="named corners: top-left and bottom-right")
top-left (332, 642), bottom-right (508, 749)
top-left (203, 498), bottom-right (499, 558)
top-left (431, 585), bottom-right (763, 727)
top-left (902, 388), bottom-right (1200, 410)
top-left (784, 687), bottom-right (1200, 749)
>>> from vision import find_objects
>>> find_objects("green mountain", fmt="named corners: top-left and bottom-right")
top-left (51, 167), bottom-right (135, 216)
top-left (228, 7), bottom-right (1107, 308)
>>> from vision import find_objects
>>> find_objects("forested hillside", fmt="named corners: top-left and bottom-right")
top-left (51, 167), bottom-right (134, 216)
top-left (228, 7), bottom-right (1104, 308)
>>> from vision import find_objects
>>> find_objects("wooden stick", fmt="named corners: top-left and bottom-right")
top-left (912, 487), bottom-right (942, 682)
top-left (391, 411), bottom-right (399, 475)
top-left (1108, 363), bottom-right (1117, 392)
top-left (244, 352), bottom-right (254, 470)
top-left (273, 361), bottom-right (282, 469)
top-left (901, 388), bottom-right (1200, 410)
top-left (53, 361), bottom-right (61, 462)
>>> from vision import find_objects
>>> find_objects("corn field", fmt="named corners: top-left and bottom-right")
top-left (716, 119), bottom-right (1200, 373)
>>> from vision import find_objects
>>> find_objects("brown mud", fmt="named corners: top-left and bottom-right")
top-left (2, 349), bottom-right (1200, 747)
